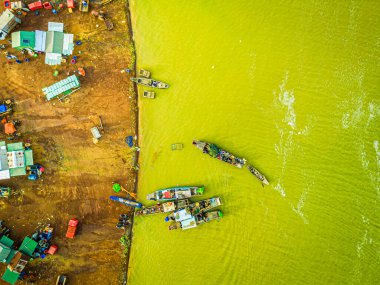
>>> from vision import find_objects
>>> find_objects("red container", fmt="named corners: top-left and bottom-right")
top-left (66, 218), bottom-right (78, 239)
top-left (4, 0), bottom-right (11, 9)
top-left (47, 245), bottom-right (58, 255)
top-left (67, 0), bottom-right (74, 8)
top-left (28, 1), bottom-right (43, 10)
top-left (43, 1), bottom-right (52, 9)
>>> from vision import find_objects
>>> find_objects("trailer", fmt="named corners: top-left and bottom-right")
top-left (42, 75), bottom-right (81, 102)
top-left (0, 10), bottom-right (21, 40)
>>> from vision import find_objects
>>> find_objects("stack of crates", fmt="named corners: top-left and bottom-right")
top-left (42, 75), bottom-right (80, 101)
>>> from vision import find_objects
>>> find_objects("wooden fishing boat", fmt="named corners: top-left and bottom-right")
top-left (135, 199), bottom-right (190, 216)
top-left (247, 165), bottom-right (269, 185)
top-left (130, 77), bottom-right (169, 89)
top-left (168, 209), bottom-right (223, 230)
top-left (192, 140), bottom-right (246, 168)
top-left (109, 196), bottom-right (143, 208)
top-left (147, 186), bottom-right (204, 201)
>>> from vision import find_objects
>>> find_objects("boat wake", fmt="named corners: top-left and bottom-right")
top-left (273, 72), bottom-right (311, 198)
top-left (291, 182), bottom-right (310, 225)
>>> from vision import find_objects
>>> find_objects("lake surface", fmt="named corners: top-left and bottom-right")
top-left (128, 1), bottom-right (380, 284)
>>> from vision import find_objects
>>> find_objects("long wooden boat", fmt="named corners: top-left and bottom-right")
top-left (109, 196), bottom-right (143, 208)
top-left (168, 209), bottom-right (223, 230)
top-left (130, 77), bottom-right (169, 89)
top-left (183, 196), bottom-right (222, 216)
top-left (247, 165), bottom-right (269, 185)
top-left (135, 199), bottom-right (190, 216)
top-left (147, 186), bottom-right (204, 201)
top-left (192, 140), bottom-right (246, 168)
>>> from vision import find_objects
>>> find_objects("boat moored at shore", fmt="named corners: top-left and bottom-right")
top-left (192, 140), bottom-right (246, 168)
top-left (135, 199), bottom-right (190, 216)
top-left (109, 196), bottom-right (143, 208)
top-left (131, 77), bottom-right (169, 89)
top-left (168, 209), bottom-right (223, 230)
top-left (147, 186), bottom-right (204, 201)
top-left (246, 165), bottom-right (269, 185)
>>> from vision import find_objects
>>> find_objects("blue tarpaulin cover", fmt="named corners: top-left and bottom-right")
top-left (0, 105), bottom-right (7, 113)
top-left (125, 136), bottom-right (133, 147)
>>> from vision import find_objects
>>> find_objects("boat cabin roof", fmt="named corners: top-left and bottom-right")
top-left (181, 217), bottom-right (197, 230)
top-left (174, 208), bottom-right (192, 222)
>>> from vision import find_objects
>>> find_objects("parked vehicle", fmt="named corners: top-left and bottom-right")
top-left (27, 164), bottom-right (44, 180)
top-left (0, 186), bottom-right (11, 198)
top-left (66, 219), bottom-right (78, 238)
top-left (56, 275), bottom-right (67, 285)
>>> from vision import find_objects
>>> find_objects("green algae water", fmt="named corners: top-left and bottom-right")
top-left (128, 1), bottom-right (380, 284)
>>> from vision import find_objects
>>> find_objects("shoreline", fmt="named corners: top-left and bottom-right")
top-left (124, 0), bottom-right (139, 283)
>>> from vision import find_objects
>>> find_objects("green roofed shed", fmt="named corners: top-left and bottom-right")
top-left (2, 268), bottom-right (20, 285)
top-left (11, 31), bottom-right (35, 50)
top-left (45, 31), bottom-right (63, 54)
top-left (0, 236), bottom-right (14, 248)
top-left (19, 237), bottom-right (37, 257)
top-left (0, 244), bottom-right (11, 263)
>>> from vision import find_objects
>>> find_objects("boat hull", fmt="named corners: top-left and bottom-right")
top-left (169, 210), bottom-right (223, 230)
top-left (130, 77), bottom-right (169, 89)
top-left (109, 196), bottom-right (143, 208)
top-left (247, 165), bottom-right (269, 185)
top-left (135, 199), bottom-right (190, 216)
top-left (192, 140), bottom-right (246, 168)
top-left (147, 186), bottom-right (204, 201)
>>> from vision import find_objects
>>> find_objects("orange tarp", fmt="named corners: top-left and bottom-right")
top-left (4, 122), bottom-right (16, 134)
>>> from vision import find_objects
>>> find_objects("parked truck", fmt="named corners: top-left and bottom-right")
top-left (65, 218), bottom-right (78, 238)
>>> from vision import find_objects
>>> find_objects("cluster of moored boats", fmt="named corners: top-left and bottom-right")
top-left (109, 138), bottom-right (269, 231)
top-left (137, 186), bottom-right (223, 230)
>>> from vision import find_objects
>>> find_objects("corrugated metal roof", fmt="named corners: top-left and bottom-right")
top-left (62, 33), bottom-right (74, 55)
top-left (45, 52), bottom-right (62, 65)
top-left (48, 22), bottom-right (64, 32)
top-left (45, 31), bottom-right (63, 54)
top-left (11, 31), bottom-right (35, 49)
top-left (34, 30), bottom-right (46, 52)
top-left (43, 75), bottom-right (80, 100)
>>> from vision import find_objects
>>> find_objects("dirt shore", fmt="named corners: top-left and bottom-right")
top-left (0, 1), bottom-right (137, 284)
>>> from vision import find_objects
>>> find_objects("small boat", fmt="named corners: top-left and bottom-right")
top-left (109, 196), bottom-right (143, 208)
top-left (168, 209), bottom-right (223, 230)
top-left (247, 165), bottom-right (269, 185)
top-left (135, 199), bottom-right (190, 216)
top-left (130, 77), bottom-right (169, 89)
top-left (192, 140), bottom-right (246, 168)
top-left (166, 197), bottom-right (222, 218)
top-left (147, 186), bottom-right (204, 201)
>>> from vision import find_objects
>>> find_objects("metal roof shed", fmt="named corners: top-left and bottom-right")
top-left (43, 75), bottom-right (80, 101)
top-left (19, 237), bottom-right (37, 257)
top-left (45, 31), bottom-right (63, 54)
top-left (48, 22), bottom-right (64, 32)
top-left (34, 30), bottom-right (46, 52)
top-left (11, 31), bottom-right (36, 50)
top-left (0, 10), bottom-right (21, 40)
top-left (1, 269), bottom-right (19, 285)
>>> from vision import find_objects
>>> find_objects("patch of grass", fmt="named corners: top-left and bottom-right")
top-left (120, 235), bottom-right (131, 256)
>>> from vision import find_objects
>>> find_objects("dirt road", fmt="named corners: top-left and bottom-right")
top-left (0, 2), bottom-right (137, 284)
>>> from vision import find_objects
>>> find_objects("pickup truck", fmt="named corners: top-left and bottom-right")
top-left (66, 219), bottom-right (78, 238)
